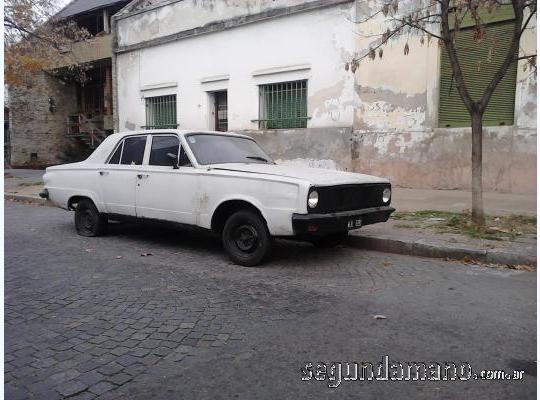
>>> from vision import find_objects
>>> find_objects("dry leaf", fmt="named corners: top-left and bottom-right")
top-left (511, 264), bottom-right (535, 272)
top-left (486, 226), bottom-right (511, 234)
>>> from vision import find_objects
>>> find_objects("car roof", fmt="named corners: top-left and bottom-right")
top-left (111, 130), bottom-right (254, 141)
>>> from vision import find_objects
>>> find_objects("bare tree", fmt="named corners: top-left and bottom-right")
top-left (349, 0), bottom-right (536, 226)
top-left (4, 0), bottom-right (91, 86)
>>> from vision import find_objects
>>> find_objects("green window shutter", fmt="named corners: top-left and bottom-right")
top-left (449, 4), bottom-right (515, 29)
top-left (439, 20), bottom-right (518, 128)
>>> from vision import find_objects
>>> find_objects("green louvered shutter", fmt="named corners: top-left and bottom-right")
top-left (439, 20), bottom-right (519, 128)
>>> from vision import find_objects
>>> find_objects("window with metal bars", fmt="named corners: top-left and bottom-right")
top-left (144, 95), bottom-right (178, 129)
top-left (258, 80), bottom-right (308, 129)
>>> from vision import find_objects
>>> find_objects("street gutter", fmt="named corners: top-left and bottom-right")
top-left (347, 233), bottom-right (536, 267)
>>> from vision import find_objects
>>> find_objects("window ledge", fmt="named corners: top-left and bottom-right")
top-left (140, 82), bottom-right (178, 92)
top-left (252, 64), bottom-right (311, 77)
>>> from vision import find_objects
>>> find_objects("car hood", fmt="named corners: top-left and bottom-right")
top-left (207, 163), bottom-right (389, 186)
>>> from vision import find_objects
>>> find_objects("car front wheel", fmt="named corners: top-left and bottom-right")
top-left (74, 199), bottom-right (108, 237)
top-left (222, 210), bottom-right (271, 267)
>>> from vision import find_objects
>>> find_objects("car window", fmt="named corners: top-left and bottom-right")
top-left (149, 135), bottom-right (180, 166)
top-left (179, 145), bottom-right (192, 167)
top-left (186, 134), bottom-right (272, 165)
top-left (120, 136), bottom-right (147, 165)
top-left (108, 142), bottom-right (123, 164)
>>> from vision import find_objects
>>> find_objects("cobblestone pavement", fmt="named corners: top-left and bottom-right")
top-left (5, 202), bottom-right (537, 399)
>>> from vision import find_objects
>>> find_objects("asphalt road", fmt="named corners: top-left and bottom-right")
top-left (4, 201), bottom-right (537, 399)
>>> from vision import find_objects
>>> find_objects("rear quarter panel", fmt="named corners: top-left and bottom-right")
top-left (43, 166), bottom-right (103, 211)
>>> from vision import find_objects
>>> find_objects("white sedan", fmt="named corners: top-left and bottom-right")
top-left (42, 130), bottom-right (394, 266)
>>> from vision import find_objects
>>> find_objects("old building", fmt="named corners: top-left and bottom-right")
top-left (8, 0), bottom-right (130, 167)
top-left (114, 0), bottom-right (533, 194)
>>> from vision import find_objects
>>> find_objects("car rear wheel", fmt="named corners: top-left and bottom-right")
top-left (222, 210), bottom-right (271, 267)
top-left (310, 231), bottom-right (348, 248)
top-left (74, 199), bottom-right (108, 237)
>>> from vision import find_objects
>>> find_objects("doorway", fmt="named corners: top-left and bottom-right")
top-left (213, 91), bottom-right (228, 132)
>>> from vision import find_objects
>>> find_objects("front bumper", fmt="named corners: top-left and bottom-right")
top-left (292, 206), bottom-right (395, 236)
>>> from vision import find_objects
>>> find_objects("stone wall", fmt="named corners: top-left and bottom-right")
top-left (9, 72), bottom-right (81, 167)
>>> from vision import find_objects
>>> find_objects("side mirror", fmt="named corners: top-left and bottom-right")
top-left (167, 153), bottom-right (179, 169)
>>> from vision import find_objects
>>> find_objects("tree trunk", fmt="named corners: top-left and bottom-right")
top-left (471, 111), bottom-right (485, 226)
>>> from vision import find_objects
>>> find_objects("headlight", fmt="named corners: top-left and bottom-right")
top-left (382, 187), bottom-right (391, 203)
top-left (308, 190), bottom-right (319, 208)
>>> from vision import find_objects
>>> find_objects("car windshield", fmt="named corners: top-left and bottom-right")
top-left (186, 134), bottom-right (274, 165)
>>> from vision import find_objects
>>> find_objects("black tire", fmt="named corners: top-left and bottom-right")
top-left (310, 231), bottom-right (348, 248)
top-left (74, 199), bottom-right (108, 237)
top-left (222, 210), bottom-right (271, 267)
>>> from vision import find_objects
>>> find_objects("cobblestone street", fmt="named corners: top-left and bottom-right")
top-left (4, 202), bottom-right (536, 399)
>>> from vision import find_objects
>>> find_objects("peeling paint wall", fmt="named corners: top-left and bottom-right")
top-left (351, 0), bottom-right (537, 194)
top-left (117, 0), bottom-right (329, 48)
top-left (244, 127), bottom-right (353, 171)
top-left (114, 0), bottom-right (536, 194)
top-left (116, 1), bottom-right (357, 141)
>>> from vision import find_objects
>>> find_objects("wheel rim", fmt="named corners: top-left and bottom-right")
top-left (233, 224), bottom-right (258, 253)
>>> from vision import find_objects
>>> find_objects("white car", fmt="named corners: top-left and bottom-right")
top-left (42, 130), bottom-right (394, 266)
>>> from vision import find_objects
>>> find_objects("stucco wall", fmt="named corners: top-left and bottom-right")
top-left (114, 0), bottom-right (536, 194)
top-left (116, 2), bottom-right (356, 132)
top-left (117, 0), bottom-right (319, 48)
top-left (9, 73), bottom-right (81, 167)
top-left (351, 1), bottom-right (537, 194)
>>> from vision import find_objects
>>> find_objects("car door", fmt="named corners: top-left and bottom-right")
top-left (98, 135), bottom-right (148, 216)
top-left (135, 134), bottom-right (198, 225)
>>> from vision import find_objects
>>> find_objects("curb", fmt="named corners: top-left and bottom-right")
top-left (5, 194), bottom-right (536, 267)
top-left (347, 234), bottom-right (536, 267)
top-left (4, 194), bottom-right (53, 206)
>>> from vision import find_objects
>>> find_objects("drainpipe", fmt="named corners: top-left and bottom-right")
top-left (111, 15), bottom-right (119, 132)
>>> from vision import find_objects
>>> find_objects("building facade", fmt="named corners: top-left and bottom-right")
top-left (111, 0), bottom-right (536, 194)
top-left (8, 0), bottom-right (130, 167)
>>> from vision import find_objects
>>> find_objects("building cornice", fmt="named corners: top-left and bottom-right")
top-left (114, 0), bottom-right (353, 54)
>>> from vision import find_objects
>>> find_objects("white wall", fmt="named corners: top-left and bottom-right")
top-left (116, 4), bottom-right (356, 132)
top-left (117, 0), bottom-right (315, 48)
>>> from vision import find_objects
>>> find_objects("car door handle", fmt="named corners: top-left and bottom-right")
top-left (99, 171), bottom-right (109, 176)
top-left (137, 174), bottom-right (149, 179)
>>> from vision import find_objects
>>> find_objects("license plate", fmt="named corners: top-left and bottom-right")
top-left (347, 218), bottom-right (362, 230)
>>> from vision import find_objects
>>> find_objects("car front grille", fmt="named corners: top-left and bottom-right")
top-left (309, 183), bottom-right (391, 214)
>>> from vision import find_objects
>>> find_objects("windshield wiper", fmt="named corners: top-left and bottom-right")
top-left (246, 156), bottom-right (269, 163)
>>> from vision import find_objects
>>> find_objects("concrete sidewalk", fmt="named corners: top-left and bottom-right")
top-left (4, 168), bottom-right (537, 266)
top-left (393, 187), bottom-right (536, 216)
